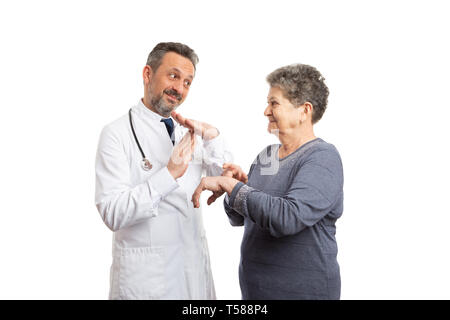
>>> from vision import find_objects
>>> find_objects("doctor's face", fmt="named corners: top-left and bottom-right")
top-left (144, 52), bottom-right (195, 117)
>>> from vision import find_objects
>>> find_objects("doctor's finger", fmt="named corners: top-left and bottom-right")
top-left (178, 131), bottom-right (193, 149)
top-left (178, 133), bottom-right (194, 155)
top-left (172, 134), bottom-right (193, 163)
top-left (181, 133), bottom-right (195, 153)
top-left (185, 118), bottom-right (202, 135)
top-left (207, 191), bottom-right (224, 205)
top-left (191, 183), bottom-right (206, 208)
top-left (171, 111), bottom-right (186, 125)
top-left (189, 132), bottom-right (196, 152)
top-left (172, 112), bottom-right (197, 134)
top-left (178, 131), bottom-right (190, 143)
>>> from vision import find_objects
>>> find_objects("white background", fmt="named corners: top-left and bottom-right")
top-left (0, 0), bottom-right (449, 299)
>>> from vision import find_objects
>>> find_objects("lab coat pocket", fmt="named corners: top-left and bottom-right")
top-left (118, 247), bottom-right (166, 299)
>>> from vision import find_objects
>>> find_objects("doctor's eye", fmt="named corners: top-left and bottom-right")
top-left (169, 73), bottom-right (177, 79)
top-left (184, 80), bottom-right (191, 87)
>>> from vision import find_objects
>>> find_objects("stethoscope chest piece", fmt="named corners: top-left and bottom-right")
top-left (129, 108), bottom-right (154, 172)
top-left (142, 158), bottom-right (153, 171)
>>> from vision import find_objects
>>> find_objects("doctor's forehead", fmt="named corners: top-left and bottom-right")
top-left (159, 52), bottom-right (195, 78)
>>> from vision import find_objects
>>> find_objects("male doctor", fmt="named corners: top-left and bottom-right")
top-left (95, 42), bottom-right (231, 299)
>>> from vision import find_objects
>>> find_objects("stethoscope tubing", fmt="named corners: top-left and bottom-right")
top-left (129, 108), bottom-right (146, 159)
top-left (129, 108), bottom-right (153, 170)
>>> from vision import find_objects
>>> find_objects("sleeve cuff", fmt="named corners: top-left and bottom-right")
top-left (229, 183), bottom-right (254, 217)
top-left (202, 133), bottom-right (233, 176)
top-left (224, 193), bottom-right (230, 205)
top-left (202, 133), bottom-right (225, 157)
top-left (147, 166), bottom-right (179, 199)
top-left (228, 182), bottom-right (244, 207)
top-left (202, 129), bottom-right (222, 145)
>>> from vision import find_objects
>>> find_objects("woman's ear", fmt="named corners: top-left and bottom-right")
top-left (298, 102), bottom-right (312, 124)
top-left (304, 102), bottom-right (313, 115)
top-left (300, 102), bottom-right (313, 123)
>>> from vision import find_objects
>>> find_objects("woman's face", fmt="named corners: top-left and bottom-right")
top-left (264, 86), bottom-right (304, 135)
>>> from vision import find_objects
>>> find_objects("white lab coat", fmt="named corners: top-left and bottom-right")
top-left (95, 99), bottom-right (231, 300)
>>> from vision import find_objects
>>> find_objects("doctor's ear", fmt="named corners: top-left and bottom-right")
top-left (143, 65), bottom-right (153, 84)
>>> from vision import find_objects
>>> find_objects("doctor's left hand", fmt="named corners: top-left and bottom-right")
top-left (167, 131), bottom-right (197, 179)
top-left (171, 111), bottom-right (219, 140)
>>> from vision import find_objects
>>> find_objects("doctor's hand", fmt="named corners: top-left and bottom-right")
top-left (171, 111), bottom-right (219, 141)
top-left (167, 131), bottom-right (196, 179)
top-left (205, 163), bottom-right (249, 205)
top-left (192, 176), bottom-right (239, 208)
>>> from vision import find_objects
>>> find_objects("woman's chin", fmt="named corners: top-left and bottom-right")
top-left (267, 123), bottom-right (278, 134)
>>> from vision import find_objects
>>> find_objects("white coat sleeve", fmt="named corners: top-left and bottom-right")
top-left (201, 133), bottom-right (233, 177)
top-left (95, 125), bottom-right (178, 231)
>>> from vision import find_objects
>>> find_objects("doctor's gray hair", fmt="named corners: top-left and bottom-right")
top-left (146, 42), bottom-right (199, 72)
top-left (266, 64), bottom-right (329, 124)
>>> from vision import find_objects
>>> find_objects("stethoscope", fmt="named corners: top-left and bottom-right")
top-left (129, 108), bottom-right (153, 171)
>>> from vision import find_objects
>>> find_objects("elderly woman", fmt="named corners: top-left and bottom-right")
top-left (192, 64), bottom-right (344, 300)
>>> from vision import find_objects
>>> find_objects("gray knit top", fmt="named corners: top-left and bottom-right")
top-left (224, 138), bottom-right (344, 300)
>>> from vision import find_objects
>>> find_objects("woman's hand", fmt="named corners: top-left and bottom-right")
top-left (192, 176), bottom-right (239, 208)
top-left (223, 163), bottom-right (248, 183)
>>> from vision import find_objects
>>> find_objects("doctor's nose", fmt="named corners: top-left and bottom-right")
top-left (172, 81), bottom-right (184, 97)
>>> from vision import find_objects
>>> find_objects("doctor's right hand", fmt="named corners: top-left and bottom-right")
top-left (167, 131), bottom-right (196, 179)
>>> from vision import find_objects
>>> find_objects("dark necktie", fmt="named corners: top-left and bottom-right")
top-left (161, 118), bottom-right (175, 145)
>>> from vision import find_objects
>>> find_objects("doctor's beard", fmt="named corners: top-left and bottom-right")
top-left (151, 89), bottom-right (182, 118)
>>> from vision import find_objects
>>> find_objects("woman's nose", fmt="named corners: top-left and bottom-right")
top-left (264, 105), bottom-right (271, 116)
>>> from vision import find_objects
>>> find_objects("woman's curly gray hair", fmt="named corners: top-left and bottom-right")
top-left (266, 64), bottom-right (329, 124)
